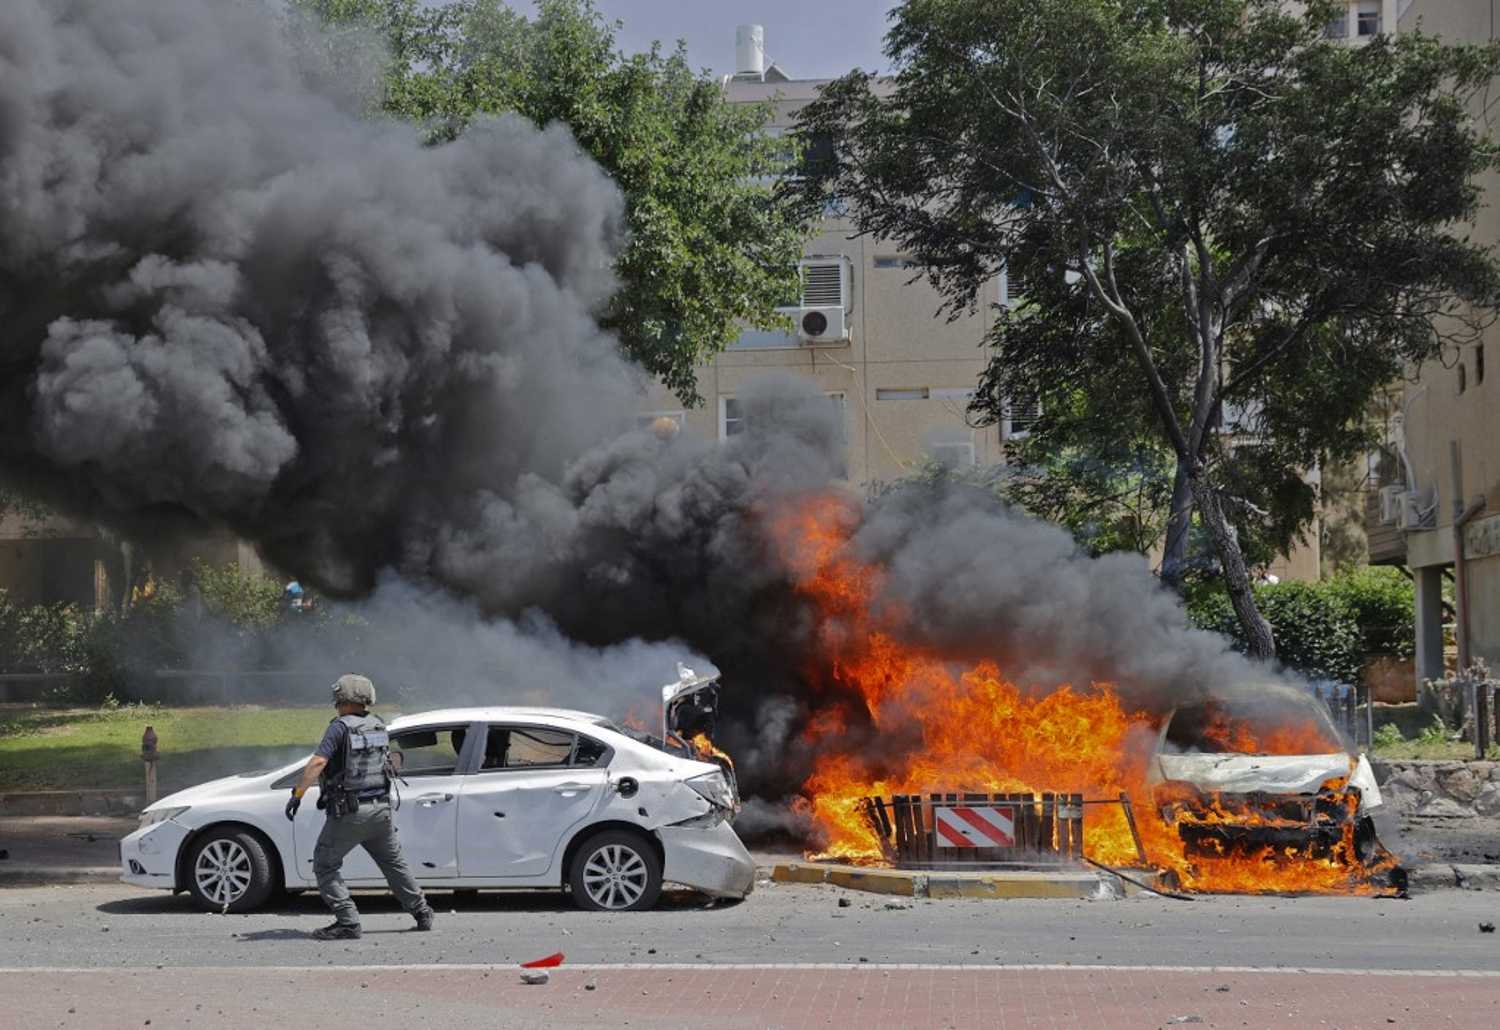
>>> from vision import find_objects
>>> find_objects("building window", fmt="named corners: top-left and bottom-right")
top-left (1458, 363), bottom-right (1467, 395)
top-left (1356, 1), bottom-right (1380, 36)
top-left (1324, 7), bottom-right (1349, 38)
top-left (876, 387), bottom-right (930, 400)
top-left (728, 328), bottom-right (799, 350)
top-left (1477, 344), bottom-right (1485, 385)
top-left (1004, 395), bottom-right (1041, 439)
top-left (1000, 265), bottom-right (1028, 307)
top-left (721, 392), bottom-right (847, 468)
top-left (928, 441), bottom-right (976, 469)
top-left (720, 396), bottom-right (746, 439)
top-left (874, 255), bottom-right (919, 270)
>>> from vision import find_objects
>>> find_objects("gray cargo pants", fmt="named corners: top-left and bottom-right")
top-left (313, 799), bottom-right (430, 928)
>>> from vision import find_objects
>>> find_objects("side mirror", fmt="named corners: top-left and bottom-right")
top-left (615, 776), bottom-right (638, 799)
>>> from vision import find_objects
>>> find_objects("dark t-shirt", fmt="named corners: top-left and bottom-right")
top-left (314, 719), bottom-right (348, 772)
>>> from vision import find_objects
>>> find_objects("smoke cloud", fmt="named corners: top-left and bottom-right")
top-left (0, 0), bottom-right (1292, 820)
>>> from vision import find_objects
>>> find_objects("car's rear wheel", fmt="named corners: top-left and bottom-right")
top-left (569, 830), bottom-right (662, 912)
top-left (186, 827), bottom-right (276, 913)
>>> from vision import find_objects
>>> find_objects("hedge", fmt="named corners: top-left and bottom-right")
top-left (1187, 579), bottom-right (1364, 684)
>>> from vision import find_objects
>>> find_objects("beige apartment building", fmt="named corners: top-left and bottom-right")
top-left (1357, 0), bottom-right (1500, 687)
top-left (639, 27), bottom-right (1321, 580)
top-left (636, 37), bottom-right (1010, 487)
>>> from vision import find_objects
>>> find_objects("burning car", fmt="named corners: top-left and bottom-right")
top-left (120, 689), bottom-right (753, 913)
top-left (1147, 685), bottom-right (1398, 888)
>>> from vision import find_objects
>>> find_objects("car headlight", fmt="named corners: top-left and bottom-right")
top-left (685, 771), bottom-right (735, 811)
top-left (138, 806), bottom-right (189, 829)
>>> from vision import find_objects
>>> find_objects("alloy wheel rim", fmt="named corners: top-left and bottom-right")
top-left (582, 843), bottom-right (648, 909)
top-left (195, 839), bottom-right (252, 905)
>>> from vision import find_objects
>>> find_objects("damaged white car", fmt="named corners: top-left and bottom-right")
top-left (120, 698), bottom-right (753, 913)
top-left (1147, 685), bottom-right (1397, 876)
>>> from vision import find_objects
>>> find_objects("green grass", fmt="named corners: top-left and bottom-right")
top-left (1369, 737), bottom-right (1480, 760)
top-left (0, 704), bottom-right (366, 792)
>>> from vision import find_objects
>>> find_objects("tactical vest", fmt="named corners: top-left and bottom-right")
top-left (320, 712), bottom-right (390, 801)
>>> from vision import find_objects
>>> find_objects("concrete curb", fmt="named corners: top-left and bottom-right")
top-left (0, 866), bottom-right (121, 887)
top-left (0, 791), bottom-right (143, 818)
top-left (771, 862), bottom-right (1109, 900)
top-left (771, 861), bottom-right (1500, 898)
top-left (1407, 863), bottom-right (1500, 892)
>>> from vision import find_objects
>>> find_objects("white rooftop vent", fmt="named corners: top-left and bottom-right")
top-left (736, 24), bottom-right (765, 77)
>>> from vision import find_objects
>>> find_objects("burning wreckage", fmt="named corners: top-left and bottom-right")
top-left (720, 495), bottom-right (1408, 897)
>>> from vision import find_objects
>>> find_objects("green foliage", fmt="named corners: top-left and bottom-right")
top-left (190, 559), bottom-right (285, 629)
top-left (0, 589), bottom-right (87, 675)
top-left (1416, 714), bottom-right (1452, 746)
top-left (1372, 722), bottom-right (1405, 749)
top-left (1324, 566), bottom-right (1415, 658)
top-left (995, 417), bottom-right (1177, 557)
top-left (294, 0), bottom-right (808, 404)
top-left (1188, 580), bottom-right (1362, 683)
top-left (790, 0), bottom-right (1500, 649)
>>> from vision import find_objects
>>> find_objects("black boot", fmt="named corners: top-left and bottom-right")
top-left (413, 908), bottom-right (435, 932)
top-left (312, 922), bottom-right (362, 940)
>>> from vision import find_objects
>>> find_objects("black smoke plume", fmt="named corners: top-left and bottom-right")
top-left (0, 0), bottom-right (1275, 813)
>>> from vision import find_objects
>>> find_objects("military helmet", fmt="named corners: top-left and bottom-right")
top-left (331, 674), bottom-right (376, 706)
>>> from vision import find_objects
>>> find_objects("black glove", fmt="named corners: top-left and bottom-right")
top-left (285, 791), bottom-right (301, 821)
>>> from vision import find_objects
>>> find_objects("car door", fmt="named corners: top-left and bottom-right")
top-left (456, 724), bottom-right (610, 879)
top-left (387, 724), bottom-right (471, 879)
top-left (291, 723), bottom-right (471, 883)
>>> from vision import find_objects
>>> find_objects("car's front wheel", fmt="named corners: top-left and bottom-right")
top-left (568, 830), bottom-right (662, 912)
top-left (185, 827), bottom-right (276, 913)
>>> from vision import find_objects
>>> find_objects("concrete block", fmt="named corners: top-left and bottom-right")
top-left (825, 868), bottom-right (918, 896)
top-left (770, 863), bottom-right (830, 886)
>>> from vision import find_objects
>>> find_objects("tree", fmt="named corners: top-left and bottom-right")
top-left (788, 0), bottom-right (1500, 658)
top-left (295, 0), bottom-right (807, 404)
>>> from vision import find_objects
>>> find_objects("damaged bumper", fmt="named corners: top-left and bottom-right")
top-left (119, 820), bottom-right (189, 889)
top-left (659, 820), bottom-right (756, 899)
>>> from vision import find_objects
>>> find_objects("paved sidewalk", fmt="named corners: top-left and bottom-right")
top-left (4, 963), bottom-right (1498, 1029)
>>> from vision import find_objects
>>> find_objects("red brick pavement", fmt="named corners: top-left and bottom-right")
top-left (4, 964), bottom-right (1498, 1029)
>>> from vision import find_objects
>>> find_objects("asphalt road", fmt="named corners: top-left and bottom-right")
top-left (2, 880), bottom-right (1498, 971)
top-left (3, 883), bottom-right (1500, 1028)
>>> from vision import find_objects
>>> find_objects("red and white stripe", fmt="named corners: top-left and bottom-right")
top-left (933, 805), bottom-right (1016, 848)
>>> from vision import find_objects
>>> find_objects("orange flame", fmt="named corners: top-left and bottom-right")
top-left (772, 493), bottom-right (1393, 894)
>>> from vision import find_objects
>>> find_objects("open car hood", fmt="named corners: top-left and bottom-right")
top-left (1157, 752), bottom-right (1383, 811)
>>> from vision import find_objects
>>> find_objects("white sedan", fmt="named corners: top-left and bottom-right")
top-left (119, 706), bottom-right (755, 912)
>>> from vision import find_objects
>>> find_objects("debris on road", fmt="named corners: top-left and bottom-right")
top-left (1481, 922), bottom-right (1495, 933)
top-left (521, 952), bottom-right (565, 968)
top-left (520, 970), bottom-right (550, 985)
top-left (837, 897), bottom-right (851, 908)
top-left (1166, 1017), bottom-right (1203, 1025)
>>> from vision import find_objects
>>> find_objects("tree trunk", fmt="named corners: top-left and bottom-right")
top-left (1188, 471), bottom-right (1275, 660)
top-left (1159, 461), bottom-right (1193, 590)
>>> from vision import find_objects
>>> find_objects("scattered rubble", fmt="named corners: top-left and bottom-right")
top-left (520, 970), bottom-right (550, 985)
top-left (1481, 922), bottom-right (1496, 933)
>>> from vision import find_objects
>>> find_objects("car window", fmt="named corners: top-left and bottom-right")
top-left (505, 727), bottom-right (574, 767)
top-left (475, 724), bottom-right (614, 770)
top-left (390, 727), bottom-right (464, 777)
top-left (573, 734), bottom-right (609, 767)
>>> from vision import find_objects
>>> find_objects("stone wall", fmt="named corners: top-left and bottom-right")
top-left (1374, 760), bottom-right (1500, 818)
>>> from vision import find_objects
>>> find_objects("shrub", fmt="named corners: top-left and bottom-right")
top-left (1324, 567), bottom-right (1415, 658)
top-left (1187, 580), bottom-right (1363, 684)
top-left (1372, 722), bottom-right (1405, 749)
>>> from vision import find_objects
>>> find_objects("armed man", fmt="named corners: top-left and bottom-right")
top-left (286, 674), bottom-right (435, 940)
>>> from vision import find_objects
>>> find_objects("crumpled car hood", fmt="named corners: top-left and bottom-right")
top-left (1156, 752), bottom-right (1383, 811)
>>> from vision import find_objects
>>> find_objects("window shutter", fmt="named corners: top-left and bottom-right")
top-left (801, 262), bottom-right (844, 307)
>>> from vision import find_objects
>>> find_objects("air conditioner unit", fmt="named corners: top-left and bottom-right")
top-left (1378, 484), bottom-right (1405, 526)
top-left (1396, 491), bottom-right (1426, 530)
top-left (790, 259), bottom-right (851, 344)
top-left (796, 305), bottom-right (848, 344)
